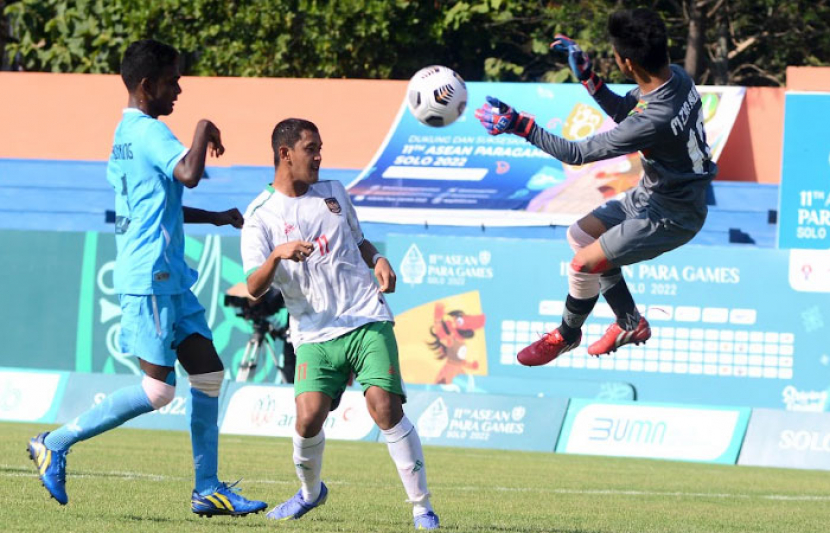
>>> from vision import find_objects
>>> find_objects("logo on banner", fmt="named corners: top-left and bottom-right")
top-left (401, 244), bottom-right (427, 284)
top-left (779, 430), bottom-right (830, 453)
top-left (425, 250), bottom-right (494, 286)
top-left (562, 403), bottom-right (745, 463)
top-left (417, 396), bottom-right (527, 442)
top-left (782, 386), bottom-right (828, 412)
top-left (417, 398), bottom-right (450, 438)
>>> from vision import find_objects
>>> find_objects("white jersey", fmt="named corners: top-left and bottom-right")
top-left (241, 180), bottom-right (393, 347)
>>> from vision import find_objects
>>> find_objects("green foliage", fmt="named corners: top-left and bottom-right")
top-left (3, 0), bottom-right (829, 84)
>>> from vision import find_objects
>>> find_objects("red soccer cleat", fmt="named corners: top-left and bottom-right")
top-left (587, 317), bottom-right (651, 356)
top-left (517, 329), bottom-right (581, 367)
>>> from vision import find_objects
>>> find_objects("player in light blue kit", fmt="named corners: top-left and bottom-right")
top-left (27, 39), bottom-right (266, 517)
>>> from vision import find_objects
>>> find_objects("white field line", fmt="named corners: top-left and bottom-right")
top-left (3, 464), bottom-right (829, 502)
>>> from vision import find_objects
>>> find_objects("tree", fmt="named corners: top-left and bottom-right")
top-left (3, 0), bottom-right (829, 85)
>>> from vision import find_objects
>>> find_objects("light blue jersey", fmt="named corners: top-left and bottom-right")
top-left (106, 108), bottom-right (196, 295)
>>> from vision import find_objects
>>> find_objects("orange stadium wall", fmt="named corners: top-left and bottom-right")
top-left (3, 69), bottom-right (828, 183)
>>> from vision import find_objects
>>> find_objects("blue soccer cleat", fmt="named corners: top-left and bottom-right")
top-left (191, 480), bottom-right (267, 517)
top-left (414, 510), bottom-right (441, 530)
top-left (266, 482), bottom-right (328, 521)
top-left (27, 432), bottom-right (69, 505)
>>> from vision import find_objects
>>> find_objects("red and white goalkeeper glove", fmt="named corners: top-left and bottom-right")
top-left (474, 96), bottom-right (535, 137)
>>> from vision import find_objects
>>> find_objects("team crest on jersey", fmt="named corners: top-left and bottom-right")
top-left (324, 197), bottom-right (342, 214)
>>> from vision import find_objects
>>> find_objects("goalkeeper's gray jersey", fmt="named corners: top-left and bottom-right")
top-left (528, 65), bottom-right (717, 230)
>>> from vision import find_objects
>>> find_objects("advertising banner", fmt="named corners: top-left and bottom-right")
top-left (401, 391), bottom-right (567, 452)
top-left (349, 82), bottom-right (744, 226)
top-left (0, 368), bottom-right (67, 423)
top-left (777, 93), bottom-right (830, 249)
top-left (220, 383), bottom-right (379, 442)
top-left (556, 399), bottom-right (750, 464)
top-left (386, 234), bottom-right (830, 410)
top-left (738, 409), bottom-right (830, 470)
top-left (56, 373), bottom-right (193, 432)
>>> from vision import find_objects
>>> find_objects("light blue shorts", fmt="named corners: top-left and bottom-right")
top-left (119, 291), bottom-right (213, 367)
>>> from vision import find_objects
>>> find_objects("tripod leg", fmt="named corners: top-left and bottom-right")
top-left (236, 339), bottom-right (258, 382)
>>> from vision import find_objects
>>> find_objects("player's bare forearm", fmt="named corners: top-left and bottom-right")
top-left (174, 120), bottom-right (224, 188)
top-left (360, 239), bottom-right (396, 293)
top-left (183, 207), bottom-right (243, 228)
top-left (358, 239), bottom-right (381, 269)
top-left (248, 240), bottom-right (315, 298)
top-left (247, 256), bottom-right (280, 299)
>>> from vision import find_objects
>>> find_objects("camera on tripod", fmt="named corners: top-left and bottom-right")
top-left (224, 283), bottom-right (295, 384)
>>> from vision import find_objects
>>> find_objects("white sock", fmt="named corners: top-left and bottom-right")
top-left (293, 429), bottom-right (325, 502)
top-left (382, 416), bottom-right (433, 517)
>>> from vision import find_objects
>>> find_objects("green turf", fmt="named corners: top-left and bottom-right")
top-left (2, 422), bottom-right (828, 532)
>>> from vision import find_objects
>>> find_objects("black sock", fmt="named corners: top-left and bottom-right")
top-left (559, 294), bottom-right (599, 342)
top-left (601, 271), bottom-right (640, 330)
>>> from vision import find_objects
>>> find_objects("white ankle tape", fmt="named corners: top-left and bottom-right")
top-left (189, 370), bottom-right (224, 398)
top-left (142, 375), bottom-right (175, 409)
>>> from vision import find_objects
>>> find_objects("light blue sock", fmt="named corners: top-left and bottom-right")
top-left (190, 388), bottom-right (220, 495)
top-left (44, 384), bottom-right (154, 451)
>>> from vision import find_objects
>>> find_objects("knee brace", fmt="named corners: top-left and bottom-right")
top-left (566, 223), bottom-right (595, 253)
top-left (566, 224), bottom-right (603, 298)
top-left (189, 370), bottom-right (224, 398)
top-left (142, 375), bottom-right (176, 409)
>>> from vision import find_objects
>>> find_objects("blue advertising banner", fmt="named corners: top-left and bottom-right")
top-left (556, 399), bottom-right (750, 464)
top-left (349, 83), bottom-right (743, 226)
top-left (385, 234), bottom-right (830, 411)
top-left (777, 93), bottom-right (830, 249)
top-left (399, 390), bottom-right (568, 452)
top-left (738, 409), bottom-right (830, 471)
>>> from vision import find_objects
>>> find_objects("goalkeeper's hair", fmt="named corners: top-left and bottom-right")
top-left (608, 8), bottom-right (669, 74)
top-left (120, 39), bottom-right (179, 91)
top-left (271, 118), bottom-right (320, 167)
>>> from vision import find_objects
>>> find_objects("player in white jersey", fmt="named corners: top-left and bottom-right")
top-left (241, 118), bottom-right (440, 530)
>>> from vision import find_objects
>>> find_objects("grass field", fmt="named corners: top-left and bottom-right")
top-left (1, 422), bottom-right (828, 533)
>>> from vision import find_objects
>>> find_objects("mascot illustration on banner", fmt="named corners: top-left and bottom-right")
top-left (428, 302), bottom-right (486, 384)
top-left (394, 291), bottom-right (488, 385)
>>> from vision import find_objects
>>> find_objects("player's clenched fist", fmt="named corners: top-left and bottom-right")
top-left (374, 257), bottom-right (397, 293)
top-left (275, 241), bottom-right (314, 262)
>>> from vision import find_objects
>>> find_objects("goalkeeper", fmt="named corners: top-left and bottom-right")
top-left (475, 8), bottom-right (717, 366)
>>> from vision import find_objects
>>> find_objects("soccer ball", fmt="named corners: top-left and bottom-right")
top-left (406, 65), bottom-right (467, 127)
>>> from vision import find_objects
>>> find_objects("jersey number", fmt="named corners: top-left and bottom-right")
top-left (316, 235), bottom-right (330, 256)
top-left (686, 114), bottom-right (710, 174)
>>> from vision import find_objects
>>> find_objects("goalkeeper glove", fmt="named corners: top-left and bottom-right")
top-left (550, 34), bottom-right (603, 95)
top-left (474, 96), bottom-right (535, 137)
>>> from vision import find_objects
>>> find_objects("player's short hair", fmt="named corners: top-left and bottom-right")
top-left (608, 8), bottom-right (669, 74)
top-left (271, 118), bottom-right (320, 167)
top-left (120, 39), bottom-right (179, 91)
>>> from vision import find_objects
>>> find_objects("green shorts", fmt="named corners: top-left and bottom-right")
top-left (294, 321), bottom-right (406, 405)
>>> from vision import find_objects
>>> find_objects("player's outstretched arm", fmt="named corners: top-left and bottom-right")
top-left (359, 239), bottom-right (396, 293)
top-left (183, 207), bottom-right (243, 227)
top-left (174, 119), bottom-right (224, 188)
top-left (247, 241), bottom-right (314, 299)
top-left (550, 35), bottom-right (635, 122)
